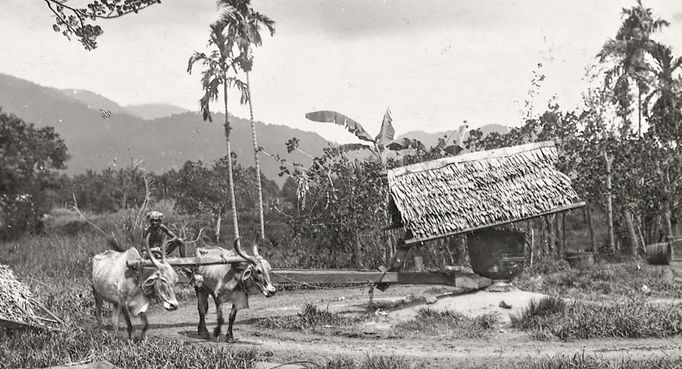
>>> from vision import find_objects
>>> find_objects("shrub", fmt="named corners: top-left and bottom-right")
top-left (256, 303), bottom-right (352, 331)
top-left (393, 308), bottom-right (497, 338)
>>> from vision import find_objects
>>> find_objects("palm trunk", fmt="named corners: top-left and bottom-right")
top-left (246, 72), bottom-right (266, 241)
top-left (604, 150), bottom-right (615, 253)
top-left (623, 207), bottom-right (638, 257)
top-left (637, 86), bottom-right (642, 136)
top-left (223, 80), bottom-right (240, 243)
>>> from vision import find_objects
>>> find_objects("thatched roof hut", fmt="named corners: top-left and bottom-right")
top-left (387, 141), bottom-right (584, 244)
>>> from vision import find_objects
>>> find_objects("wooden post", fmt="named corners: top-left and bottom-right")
top-left (604, 150), bottom-right (616, 253)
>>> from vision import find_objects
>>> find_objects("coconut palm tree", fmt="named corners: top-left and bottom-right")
top-left (187, 20), bottom-right (249, 244)
top-left (216, 0), bottom-right (275, 241)
top-left (642, 42), bottom-right (682, 240)
top-left (598, 0), bottom-right (669, 135)
top-left (643, 42), bottom-right (682, 135)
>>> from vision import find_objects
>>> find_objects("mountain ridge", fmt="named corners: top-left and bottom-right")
top-left (0, 73), bottom-right (509, 187)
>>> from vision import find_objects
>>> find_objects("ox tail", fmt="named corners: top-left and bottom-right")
top-left (107, 237), bottom-right (126, 252)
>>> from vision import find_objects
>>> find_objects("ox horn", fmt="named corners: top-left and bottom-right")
top-left (233, 238), bottom-right (256, 264)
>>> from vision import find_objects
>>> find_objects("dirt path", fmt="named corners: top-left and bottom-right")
top-left (135, 285), bottom-right (682, 367)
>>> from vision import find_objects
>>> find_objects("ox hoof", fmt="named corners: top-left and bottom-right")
top-left (225, 335), bottom-right (237, 343)
top-left (198, 330), bottom-right (210, 339)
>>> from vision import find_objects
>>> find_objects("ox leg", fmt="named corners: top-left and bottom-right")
top-left (121, 305), bottom-right (134, 339)
top-left (196, 288), bottom-right (210, 339)
top-left (212, 295), bottom-right (224, 340)
top-left (93, 287), bottom-right (104, 331)
top-left (111, 303), bottom-right (121, 337)
top-left (139, 312), bottom-right (149, 340)
top-left (225, 305), bottom-right (238, 343)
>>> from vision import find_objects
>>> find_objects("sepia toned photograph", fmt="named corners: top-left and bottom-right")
top-left (2, 1), bottom-right (682, 368)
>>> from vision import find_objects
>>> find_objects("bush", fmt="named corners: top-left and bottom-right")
top-left (393, 308), bottom-right (497, 338)
top-left (256, 303), bottom-right (352, 331)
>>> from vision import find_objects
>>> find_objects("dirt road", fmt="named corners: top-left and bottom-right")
top-left (137, 285), bottom-right (682, 367)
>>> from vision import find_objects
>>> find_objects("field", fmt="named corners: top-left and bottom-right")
top-left (3, 219), bottom-right (682, 369)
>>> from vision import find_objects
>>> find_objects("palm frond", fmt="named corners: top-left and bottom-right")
top-left (227, 77), bottom-right (250, 105)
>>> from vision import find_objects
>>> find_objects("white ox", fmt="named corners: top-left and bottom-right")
top-left (92, 242), bottom-right (179, 339)
top-left (194, 238), bottom-right (276, 342)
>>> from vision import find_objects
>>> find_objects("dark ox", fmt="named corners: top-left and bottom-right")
top-left (194, 238), bottom-right (276, 342)
top-left (91, 242), bottom-right (179, 339)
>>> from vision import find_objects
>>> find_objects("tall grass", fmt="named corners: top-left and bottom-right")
top-left (393, 308), bottom-right (497, 338)
top-left (516, 261), bottom-right (682, 300)
top-left (322, 356), bottom-right (424, 369)
top-left (256, 303), bottom-right (352, 331)
top-left (0, 328), bottom-right (256, 369)
top-left (512, 296), bottom-right (682, 340)
top-left (321, 353), bottom-right (682, 369)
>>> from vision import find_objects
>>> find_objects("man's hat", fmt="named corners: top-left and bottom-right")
top-left (147, 211), bottom-right (163, 220)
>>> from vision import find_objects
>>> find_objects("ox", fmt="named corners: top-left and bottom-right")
top-left (194, 238), bottom-right (276, 342)
top-left (91, 242), bottom-right (179, 339)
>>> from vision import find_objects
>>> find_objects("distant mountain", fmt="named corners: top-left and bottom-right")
top-left (124, 103), bottom-right (190, 120)
top-left (399, 124), bottom-right (510, 147)
top-left (59, 88), bottom-right (130, 115)
top-left (0, 73), bottom-right (330, 187)
top-left (0, 73), bottom-right (516, 188)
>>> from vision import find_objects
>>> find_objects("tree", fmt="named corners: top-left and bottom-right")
top-left (598, 0), bottom-right (669, 135)
top-left (217, 0), bottom-right (276, 241)
top-left (0, 110), bottom-right (69, 237)
top-left (43, 0), bottom-right (162, 50)
top-left (187, 20), bottom-right (249, 244)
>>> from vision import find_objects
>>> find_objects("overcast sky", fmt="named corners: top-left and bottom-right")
top-left (2, 1), bottom-right (682, 143)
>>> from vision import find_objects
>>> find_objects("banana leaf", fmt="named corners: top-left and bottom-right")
top-left (375, 107), bottom-right (395, 146)
top-left (305, 110), bottom-right (374, 142)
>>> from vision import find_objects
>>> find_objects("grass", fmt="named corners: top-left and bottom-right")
top-left (0, 328), bottom-right (257, 369)
top-left (511, 296), bottom-right (682, 340)
top-left (255, 303), bottom-right (353, 331)
top-left (322, 356), bottom-right (424, 369)
top-left (0, 227), bottom-right (251, 368)
top-left (498, 353), bottom-right (682, 369)
top-left (320, 353), bottom-right (682, 369)
top-left (392, 308), bottom-right (497, 338)
top-left (515, 259), bottom-right (682, 300)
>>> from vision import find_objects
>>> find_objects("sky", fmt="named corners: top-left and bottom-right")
top-left (2, 0), bottom-right (682, 143)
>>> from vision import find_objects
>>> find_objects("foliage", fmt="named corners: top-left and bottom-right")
top-left (278, 146), bottom-right (391, 268)
top-left (511, 295), bottom-right (682, 340)
top-left (0, 111), bottom-right (69, 239)
top-left (43, 0), bottom-right (162, 50)
top-left (392, 308), bottom-right (497, 338)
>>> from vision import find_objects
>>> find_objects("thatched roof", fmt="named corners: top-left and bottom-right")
top-left (387, 141), bottom-right (584, 244)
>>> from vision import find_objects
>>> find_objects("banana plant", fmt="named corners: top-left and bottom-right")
top-left (305, 108), bottom-right (467, 163)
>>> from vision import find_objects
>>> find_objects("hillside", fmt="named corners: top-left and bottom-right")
top-left (124, 103), bottom-right (190, 120)
top-left (0, 74), bottom-right (329, 187)
top-left (0, 73), bottom-right (512, 187)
